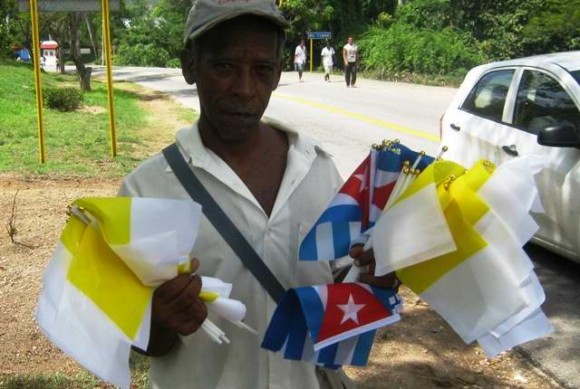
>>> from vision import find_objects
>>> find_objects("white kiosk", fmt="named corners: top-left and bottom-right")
top-left (40, 40), bottom-right (59, 69)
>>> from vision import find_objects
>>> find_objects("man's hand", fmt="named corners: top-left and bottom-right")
top-left (152, 257), bottom-right (208, 335)
top-left (349, 244), bottom-right (401, 291)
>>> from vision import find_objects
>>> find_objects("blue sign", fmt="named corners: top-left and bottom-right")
top-left (307, 31), bottom-right (332, 40)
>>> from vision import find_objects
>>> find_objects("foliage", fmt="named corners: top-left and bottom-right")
top-left (359, 24), bottom-right (486, 77)
top-left (522, 0), bottom-right (580, 53)
top-left (5, 0), bottom-right (580, 81)
top-left (0, 0), bottom-right (27, 59)
top-left (44, 87), bottom-right (83, 112)
top-left (114, 0), bottom-right (190, 67)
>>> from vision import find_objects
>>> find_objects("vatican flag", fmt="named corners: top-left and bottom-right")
top-left (371, 156), bottom-right (552, 355)
top-left (36, 197), bottom-right (202, 389)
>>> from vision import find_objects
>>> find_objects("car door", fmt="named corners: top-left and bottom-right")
top-left (440, 67), bottom-right (518, 168)
top-left (441, 64), bottom-right (580, 261)
top-left (507, 67), bottom-right (580, 260)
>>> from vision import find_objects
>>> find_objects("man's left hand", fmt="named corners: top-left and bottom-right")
top-left (349, 244), bottom-right (401, 291)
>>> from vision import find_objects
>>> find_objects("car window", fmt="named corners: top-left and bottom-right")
top-left (513, 70), bottom-right (580, 135)
top-left (461, 69), bottom-right (514, 122)
top-left (571, 70), bottom-right (580, 85)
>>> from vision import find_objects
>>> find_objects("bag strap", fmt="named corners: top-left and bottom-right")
top-left (162, 143), bottom-right (286, 303)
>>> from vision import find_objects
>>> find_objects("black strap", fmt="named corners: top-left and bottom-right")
top-left (162, 143), bottom-right (286, 303)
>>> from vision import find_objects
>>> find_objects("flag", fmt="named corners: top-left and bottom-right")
top-left (368, 156), bottom-right (553, 355)
top-left (261, 283), bottom-right (401, 368)
top-left (36, 197), bottom-right (209, 388)
top-left (299, 143), bottom-right (434, 261)
top-left (371, 159), bottom-right (464, 275)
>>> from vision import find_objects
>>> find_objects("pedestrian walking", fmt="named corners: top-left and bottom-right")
top-left (294, 39), bottom-right (307, 82)
top-left (343, 36), bottom-right (358, 87)
top-left (320, 41), bottom-right (335, 82)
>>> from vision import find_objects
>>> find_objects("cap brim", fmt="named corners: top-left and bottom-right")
top-left (185, 10), bottom-right (290, 44)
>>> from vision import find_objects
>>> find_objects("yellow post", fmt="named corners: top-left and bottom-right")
top-left (29, 0), bottom-right (46, 163)
top-left (309, 38), bottom-right (313, 73)
top-left (102, 0), bottom-right (117, 157)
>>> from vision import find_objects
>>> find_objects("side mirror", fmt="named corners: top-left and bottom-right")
top-left (537, 123), bottom-right (580, 148)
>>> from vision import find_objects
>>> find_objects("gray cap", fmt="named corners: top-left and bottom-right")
top-left (183, 0), bottom-right (290, 45)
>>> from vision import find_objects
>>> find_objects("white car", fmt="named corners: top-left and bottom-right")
top-left (439, 51), bottom-right (580, 264)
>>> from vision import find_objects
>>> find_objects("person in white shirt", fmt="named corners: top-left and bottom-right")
top-left (343, 36), bottom-right (358, 87)
top-left (320, 41), bottom-right (335, 82)
top-left (294, 39), bottom-right (307, 82)
top-left (118, 0), bottom-right (381, 387)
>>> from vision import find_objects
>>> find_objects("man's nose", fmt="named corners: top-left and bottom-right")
top-left (231, 68), bottom-right (255, 99)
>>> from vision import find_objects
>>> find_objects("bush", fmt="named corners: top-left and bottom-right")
top-left (115, 43), bottom-right (172, 67)
top-left (359, 24), bottom-right (487, 77)
top-left (44, 87), bottom-right (83, 112)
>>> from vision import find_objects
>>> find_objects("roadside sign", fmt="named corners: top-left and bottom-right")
top-left (19, 0), bottom-right (120, 12)
top-left (307, 31), bottom-right (332, 40)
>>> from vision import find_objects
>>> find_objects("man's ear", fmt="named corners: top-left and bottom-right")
top-left (180, 48), bottom-right (196, 85)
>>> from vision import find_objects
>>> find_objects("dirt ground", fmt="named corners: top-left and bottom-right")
top-left (0, 87), bottom-right (563, 388)
top-left (0, 176), bottom-right (563, 389)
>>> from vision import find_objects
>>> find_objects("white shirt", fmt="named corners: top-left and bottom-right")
top-left (321, 47), bottom-right (335, 67)
top-left (294, 45), bottom-right (307, 65)
top-left (119, 120), bottom-right (343, 389)
top-left (343, 43), bottom-right (357, 63)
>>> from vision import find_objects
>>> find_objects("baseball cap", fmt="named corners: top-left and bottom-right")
top-left (183, 0), bottom-right (290, 45)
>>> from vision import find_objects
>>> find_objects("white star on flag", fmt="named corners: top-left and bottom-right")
top-left (338, 294), bottom-right (366, 324)
top-left (354, 165), bottom-right (369, 193)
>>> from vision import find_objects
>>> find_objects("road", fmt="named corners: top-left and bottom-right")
top-left (92, 66), bottom-right (580, 388)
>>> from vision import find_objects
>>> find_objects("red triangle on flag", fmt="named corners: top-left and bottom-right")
top-left (316, 284), bottom-right (392, 348)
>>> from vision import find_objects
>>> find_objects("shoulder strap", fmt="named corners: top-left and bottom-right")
top-left (162, 143), bottom-right (286, 303)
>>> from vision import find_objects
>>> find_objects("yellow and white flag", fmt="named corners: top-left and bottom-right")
top-left (370, 157), bottom-right (553, 356)
top-left (35, 197), bottom-right (249, 388)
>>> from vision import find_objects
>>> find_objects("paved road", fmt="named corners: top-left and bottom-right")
top-left (93, 66), bottom-right (455, 178)
top-left (91, 66), bottom-right (580, 388)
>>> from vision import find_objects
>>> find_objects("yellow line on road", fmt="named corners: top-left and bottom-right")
top-left (272, 92), bottom-right (439, 142)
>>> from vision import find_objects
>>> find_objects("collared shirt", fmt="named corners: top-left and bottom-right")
top-left (119, 119), bottom-right (343, 389)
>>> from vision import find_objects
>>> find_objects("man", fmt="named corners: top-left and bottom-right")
top-left (294, 39), bottom-right (307, 82)
top-left (119, 0), bottom-right (372, 387)
top-left (343, 36), bottom-right (358, 88)
top-left (321, 41), bottom-right (335, 82)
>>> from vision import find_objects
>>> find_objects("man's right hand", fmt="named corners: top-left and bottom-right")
top-left (152, 257), bottom-right (207, 335)
top-left (138, 258), bottom-right (208, 357)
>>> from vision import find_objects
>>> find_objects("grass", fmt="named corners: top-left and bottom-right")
top-left (0, 59), bottom-right (195, 179)
top-left (0, 59), bottom-right (194, 387)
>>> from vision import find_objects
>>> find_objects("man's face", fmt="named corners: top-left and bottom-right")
top-left (348, 37), bottom-right (353, 45)
top-left (186, 18), bottom-right (282, 144)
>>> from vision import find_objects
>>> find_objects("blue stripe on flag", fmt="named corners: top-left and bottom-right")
top-left (299, 231), bottom-right (319, 261)
top-left (332, 222), bottom-right (355, 260)
top-left (261, 291), bottom-right (297, 352)
top-left (318, 341), bottom-right (339, 368)
top-left (318, 205), bottom-right (362, 223)
top-left (284, 307), bottom-right (309, 360)
top-left (350, 330), bottom-right (376, 366)
top-left (295, 287), bottom-right (325, 342)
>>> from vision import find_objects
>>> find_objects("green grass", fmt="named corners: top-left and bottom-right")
top-left (0, 60), bottom-right (193, 179)
top-left (0, 60), bottom-right (192, 387)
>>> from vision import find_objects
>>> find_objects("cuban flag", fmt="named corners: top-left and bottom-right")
top-left (299, 144), bottom-right (434, 261)
top-left (261, 283), bottom-right (401, 368)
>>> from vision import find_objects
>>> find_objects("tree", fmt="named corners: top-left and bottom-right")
top-left (522, 0), bottom-right (580, 53)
